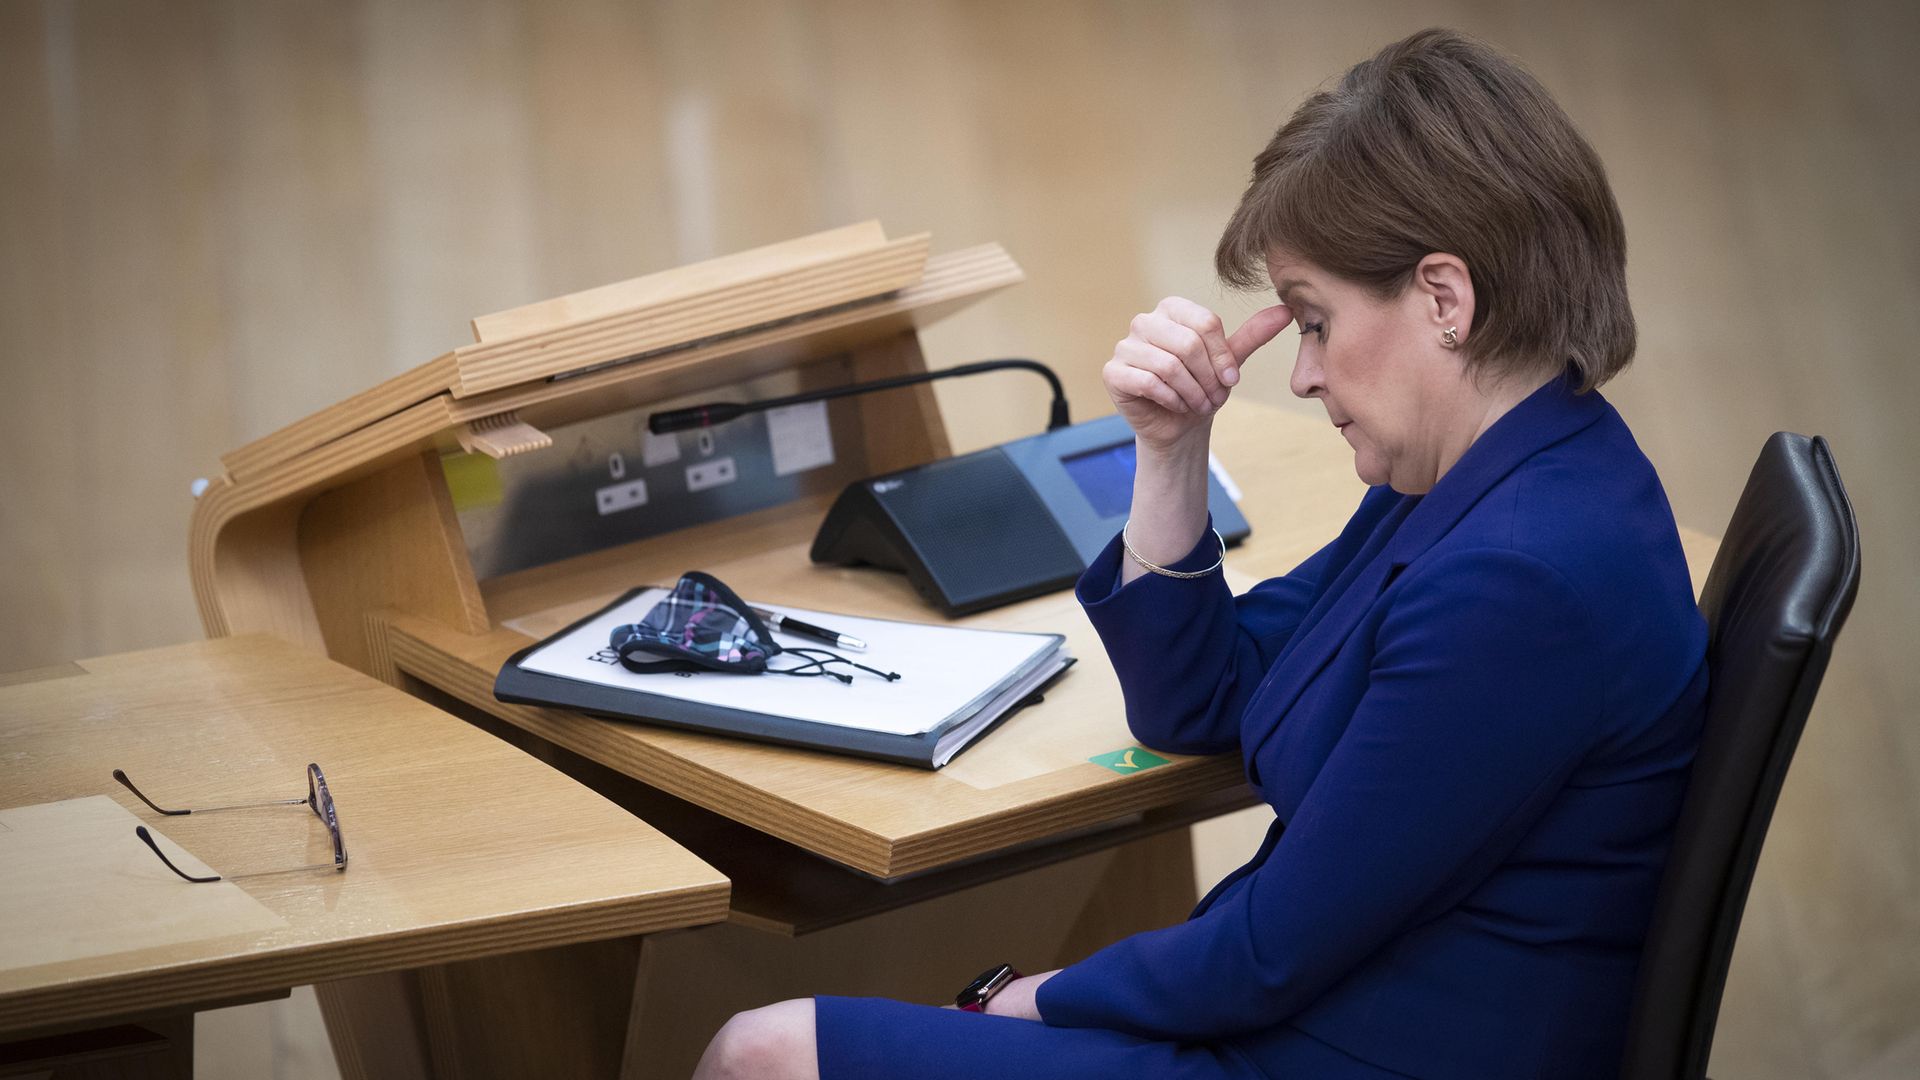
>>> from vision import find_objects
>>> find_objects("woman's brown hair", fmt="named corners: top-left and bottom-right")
top-left (1216, 28), bottom-right (1635, 392)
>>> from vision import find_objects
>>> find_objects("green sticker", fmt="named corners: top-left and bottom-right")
top-left (1089, 747), bottom-right (1171, 774)
top-left (441, 451), bottom-right (504, 512)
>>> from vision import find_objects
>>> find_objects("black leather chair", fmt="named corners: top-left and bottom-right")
top-left (1619, 433), bottom-right (1862, 1078)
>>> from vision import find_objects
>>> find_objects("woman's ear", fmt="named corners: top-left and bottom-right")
top-left (1414, 253), bottom-right (1474, 344)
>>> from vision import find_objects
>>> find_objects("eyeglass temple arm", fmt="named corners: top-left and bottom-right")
top-left (134, 825), bottom-right (223, 883)
top-left (113, 768), bottom-right (305, 815)
top-left (113, 769), bottom-right (190, 816)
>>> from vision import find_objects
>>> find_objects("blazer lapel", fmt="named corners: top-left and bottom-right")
top-left (1246, 371), bottom-right (1611, 753)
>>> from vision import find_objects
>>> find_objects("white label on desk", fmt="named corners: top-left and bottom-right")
top-left (767, 401), bottom-right (835, 477)
top-left (642, 429), bottom-right (681, 468)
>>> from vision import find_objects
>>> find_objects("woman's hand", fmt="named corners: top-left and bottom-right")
top-left (1104, 298), bottom-right (1293, 454)
top-left (981, 969), bottom-right (1059, 1022)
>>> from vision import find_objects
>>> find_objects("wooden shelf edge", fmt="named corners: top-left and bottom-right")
top-left (446, 242), bottom-right (1023, 424)
top-left (212, 242), bottom-right (1017, 498)
top-left (189, 396), bottom-right (458, 642)
top-left (469, 220), bottom-right (892, 343)
top-left (448, 235), bottom-right (933, 397)
top-left (220, 354), bottom-right (461, 483)
top-left (0, 881), bottom-right (728, 1037)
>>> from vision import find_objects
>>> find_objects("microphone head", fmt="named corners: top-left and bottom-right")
top-left (648, 402), bottom-right (746, 434)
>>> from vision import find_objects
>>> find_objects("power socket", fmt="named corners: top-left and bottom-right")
top-left (596, 479), bottom-right (649, 515)
top-left (685, 457), bottom-right (738, 493)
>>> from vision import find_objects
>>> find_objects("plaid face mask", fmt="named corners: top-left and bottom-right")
top-left (609, 571), bottom-right (899, 684)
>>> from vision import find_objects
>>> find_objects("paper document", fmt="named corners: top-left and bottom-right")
top-left (0, 796), bottom-right (286, 972)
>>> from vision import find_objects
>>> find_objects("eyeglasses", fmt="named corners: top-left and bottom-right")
top-left (112, 763), bottom-right (348, 883)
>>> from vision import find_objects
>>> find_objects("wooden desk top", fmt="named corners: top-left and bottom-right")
top-left (374, 401), bottom-right (1721, 880)
top-left (0, 635), bottom-right (728, 1035)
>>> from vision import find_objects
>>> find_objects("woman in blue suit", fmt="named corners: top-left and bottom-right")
top-left (698, 27), bottom-right (1707, 1080)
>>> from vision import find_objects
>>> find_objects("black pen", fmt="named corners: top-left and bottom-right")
top-left (749, 606), bottom-right (868, 651)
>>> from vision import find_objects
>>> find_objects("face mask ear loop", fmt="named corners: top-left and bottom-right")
top-left (768, 647), bottom-right (901, 683)
top-left (765, 651), bottom-right (849, 683)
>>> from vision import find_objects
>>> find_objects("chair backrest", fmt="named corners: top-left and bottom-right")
top-left (1620, 433), bottom-right (1861, 1079)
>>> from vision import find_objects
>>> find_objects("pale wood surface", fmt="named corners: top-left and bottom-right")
top-left (447, 231), bottom-right (930, 397)
top-left (4, 3), bottom-right (1914, 1076)
top-left (380, 603), bottom-right (1243, 879)
top-left (415, 939), bottom-right (642, 1080)
top-left (297, 451), bottom-right (490, 674)
top-left (310, 975), bottom-right (428, 1080)
top-left (0, 635), bottom-right (728, 1036)
top-left (213, 241), bottom-right (1011, 486)
top-left (409, 673), bottom-right (1259, 937)
top-left (469, 220), bottom-right (890, 343)
top-left (218, 356), bottom-right (462, 483)
top-left (0, 797), bottom-right (287, 972)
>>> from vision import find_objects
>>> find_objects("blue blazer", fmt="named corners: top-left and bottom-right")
top-left (1036, 373), bottom-right (1709, 1080)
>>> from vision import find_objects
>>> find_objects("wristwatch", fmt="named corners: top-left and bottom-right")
top-left (954, 962), bottom-right (1021, 1012)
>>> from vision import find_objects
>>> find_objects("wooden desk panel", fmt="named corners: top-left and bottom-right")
top-left (0, 635), bottom-right (728, 1035)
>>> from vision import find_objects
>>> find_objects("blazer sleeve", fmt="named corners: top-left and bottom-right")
top-left (1076, 517), bottom-right (1339, 756)
top-left (1039, 548), bottom-right (1606, 1040)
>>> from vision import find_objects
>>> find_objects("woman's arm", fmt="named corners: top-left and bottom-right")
top-left (1082, 298), bottom-right (1301, 754)
top-left (1102, 297), bottom-right (1291, 580)
top-left (1041, 548), bottom-right (1606, 1040)
top-left (981, 969), bottom-right (1059, 1021)
top-left (1077, 525), bottom-right (1339, 754)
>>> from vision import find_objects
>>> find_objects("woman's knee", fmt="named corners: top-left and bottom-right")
top-left (696, 998), bottom-right (820, 1080)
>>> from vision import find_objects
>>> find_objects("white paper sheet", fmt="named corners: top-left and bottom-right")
top-left (0, 797), bottom-right (286, 972)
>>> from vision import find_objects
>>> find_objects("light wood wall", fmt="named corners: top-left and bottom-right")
top-left (2, 1), bottom-right (1915, 1077)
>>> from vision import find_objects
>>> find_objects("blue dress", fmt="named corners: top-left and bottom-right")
top-left (817, 371), bottom-right (1708, 1079)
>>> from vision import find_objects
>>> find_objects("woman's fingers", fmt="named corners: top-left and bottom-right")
top-left (1105, 298), bottom-right (1277, 435)
top-left (1131, 311), bottom-right (1223, 411)
top-left (1105, 351), bottom-right (1190, 415)
top-left (1155, 297), bottom-right (1236, 397)
top-left (1226, 303), bottom-right (1295, 376)
top-left (1115, 334), bottom-right (1212, 414)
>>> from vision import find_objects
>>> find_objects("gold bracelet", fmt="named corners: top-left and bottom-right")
top-left (1121, 521), bottom-right (1226, 579)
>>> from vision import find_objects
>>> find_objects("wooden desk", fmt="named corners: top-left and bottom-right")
top-left (0, 636), bottom-right (727, 1079)
top-left (373, 400), bottom-right (1360, 883)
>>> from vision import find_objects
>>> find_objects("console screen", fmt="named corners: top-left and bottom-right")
top-left (1060, 440), bottom-right (1136, 519)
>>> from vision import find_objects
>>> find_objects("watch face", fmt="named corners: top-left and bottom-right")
top-left (955, 963), bottom-right (1017, 1009)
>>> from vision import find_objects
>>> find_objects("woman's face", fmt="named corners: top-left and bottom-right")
top-left (1265, 249), bottom-right (1478, 495)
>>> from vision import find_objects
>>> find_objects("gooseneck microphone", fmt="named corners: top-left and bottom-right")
top-left (646, 359), bottom-right (1071, 435)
